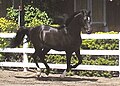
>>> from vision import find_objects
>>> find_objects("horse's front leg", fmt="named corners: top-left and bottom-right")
top-left (72, 49), bottom-right (82, 68)
top-left (60, 52), bottom-right (72, 78)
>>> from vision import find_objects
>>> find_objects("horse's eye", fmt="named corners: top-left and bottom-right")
top-left (87, 17), bottom-right (90, 22)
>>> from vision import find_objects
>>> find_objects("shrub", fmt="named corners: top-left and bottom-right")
top-left (0, 18), bottom-right (17, 33)
top-left (81, 31), bottom-right (119, 50)
top-left (6, 7), bottom-right (18, 22)
top-left (0, 17), bottom-right (17, 47)
top-left (0, 18), bottom-right (18, 61)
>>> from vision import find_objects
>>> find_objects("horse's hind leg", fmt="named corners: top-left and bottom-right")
top-left (32, 51), bottom-right (42, 77)
top-left (72, 49), bottom-right (82, 68)
top-left (37, 48), bottom-right (50, 75)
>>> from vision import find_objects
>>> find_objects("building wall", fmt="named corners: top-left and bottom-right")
top-left (106, 0), bottom-right (120, 31)
top-left (75, 0), bottom-right (120, 31)
top-left (0, 0), bottom-right (12, 17)
top-left (92, 0), bottom-right (104, 22)
top-left (76, 0), bottom-right (87, 11)
top-left (75, 0), bottom-right (105, 32)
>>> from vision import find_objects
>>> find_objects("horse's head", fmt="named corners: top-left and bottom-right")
top-left (10, 27), bottom-right (28, 48)
top-left (81, 10), bottom-right (92, 34)
top-left (66, 10), bottom-right (92, 34)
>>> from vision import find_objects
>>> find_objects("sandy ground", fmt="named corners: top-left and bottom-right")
top-left (0, 69), bottom-right (120, 86)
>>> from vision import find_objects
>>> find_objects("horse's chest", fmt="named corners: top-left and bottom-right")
top-left (49, 35), bottom-right (80, 50)
top-left (68, 39), bottom-right (81, 49)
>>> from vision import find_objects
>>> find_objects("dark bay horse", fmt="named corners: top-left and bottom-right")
top-left (10, 10), bottom-right (92, 78)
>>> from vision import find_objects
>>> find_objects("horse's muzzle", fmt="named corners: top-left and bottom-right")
top-left (86, 28), bottom-right (92, 34)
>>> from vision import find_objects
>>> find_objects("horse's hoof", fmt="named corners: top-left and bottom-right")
top-left (60, 70), bottom-right (67, 78)
top-left (36, 74), bottom-right (41, 78)
top-left (45, 73), bottom-right (49, 76)
top-left (36, 72), bottom-right (41, 76)
top-left (36, 69), bottom-right (41, 77)
top-left (60, 74), bottom-right (65, 78)
top-left (45, 70), bottom-right (50, 76)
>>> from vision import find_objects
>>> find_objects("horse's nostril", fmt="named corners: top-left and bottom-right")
top-left (86, 30), bottom-right (91, 34)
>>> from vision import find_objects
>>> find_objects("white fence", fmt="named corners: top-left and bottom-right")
top-left (0, 33), bottom-right (120, 76)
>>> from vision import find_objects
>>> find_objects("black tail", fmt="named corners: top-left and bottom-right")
top-left (10, 27), bottom-right (30, 48)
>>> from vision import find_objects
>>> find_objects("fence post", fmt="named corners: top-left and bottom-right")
top-left (119, 32), bottom-right (120, 77)
top-left (23, 35), bottom-right (28, 72)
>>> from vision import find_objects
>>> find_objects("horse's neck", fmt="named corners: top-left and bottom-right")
top-left (67, 22), bottom-right (81, 37)
top-left (66, 14), bottom-right (82, 37)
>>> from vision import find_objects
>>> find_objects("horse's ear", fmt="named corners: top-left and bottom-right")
top-left (81, 10), bottom-right (85, 15)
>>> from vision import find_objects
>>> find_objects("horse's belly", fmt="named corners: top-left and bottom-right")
top-left (45, 39), bottom-right (80, 52)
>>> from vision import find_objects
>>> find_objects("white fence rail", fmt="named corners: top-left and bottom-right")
top-left (0, 33), bottom-right (120, 75)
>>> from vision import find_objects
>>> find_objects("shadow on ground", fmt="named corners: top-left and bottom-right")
top-left (15, 75), bottom-right (98, 82)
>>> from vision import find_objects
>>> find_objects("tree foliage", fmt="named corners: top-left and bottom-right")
top-left (6, 5), bottom-right (53, 27)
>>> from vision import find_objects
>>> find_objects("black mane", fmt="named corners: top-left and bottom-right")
top-left (65, 11), bottom-right (81, 26)
top-left (57, 11), bottom-right (81, 29)
top-left (65, 9), bottom-right (89, 27)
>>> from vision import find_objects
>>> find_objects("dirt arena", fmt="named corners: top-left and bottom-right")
top-left (0, 69), bottom-right (120, 86)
